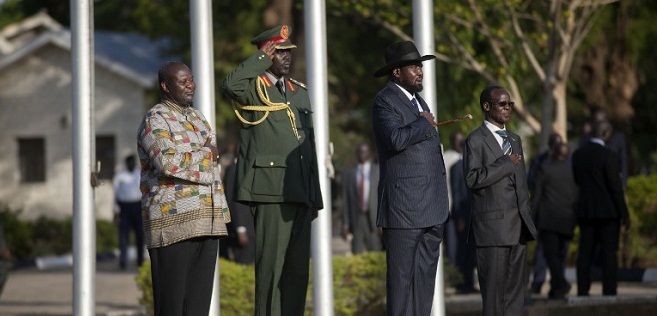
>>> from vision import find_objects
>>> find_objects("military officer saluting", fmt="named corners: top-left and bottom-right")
top-left (222, 24), bottom-right (323, 316)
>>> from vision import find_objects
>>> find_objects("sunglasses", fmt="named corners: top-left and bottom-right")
top-left (491, 101), bottom-right (515, 109)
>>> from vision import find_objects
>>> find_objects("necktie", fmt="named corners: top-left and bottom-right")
top-left (496, 130), bottom-right (512, 155)
top-left (411, 98), bottom-right (421, 113)
top-left (358, 167), bottom-right (366, 212)
top-left (276, 80), bottom-right (286, 98)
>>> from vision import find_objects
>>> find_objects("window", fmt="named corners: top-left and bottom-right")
top-left (18, 138), bottom-right (46, 182)
top-left (96, 136), bottom-right (115, 180)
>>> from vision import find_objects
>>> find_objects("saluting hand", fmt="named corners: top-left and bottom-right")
top-left (262, 41), bottom-right (277, 60)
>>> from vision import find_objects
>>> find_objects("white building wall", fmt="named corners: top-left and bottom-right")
top-left (0, 44), bottom-right (148, 221)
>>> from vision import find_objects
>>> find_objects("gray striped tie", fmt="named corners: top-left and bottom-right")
top-left (496, 130), bottom-right (512, 155)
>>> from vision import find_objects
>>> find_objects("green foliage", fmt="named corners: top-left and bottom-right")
top-left (217, 259), bottom-right (256, 314)
top-left (136, 251), bottom-right (462, 315)
top-left (30, 216), bottom-right (72, 256)
top-left (320, 252), bottom-right (387, 315)
top-left (0, 0), bottom-right (24, 28)
top-left (558, 174), bottom-right (657, 268)
top-left (0, 206), bottom-right (33, 259)
top-left (0, 204), bottom-right (117, 259)
top-left (625, 174), bottom-right (657, 265)
top-left (96, 220), bottom-right (119, 254)
top-left (137, 258), bottom-right (255, 316)
top-left (628, 1), bottom-right (657, 174)
top-left (136, 259), bottom-right (154, 316)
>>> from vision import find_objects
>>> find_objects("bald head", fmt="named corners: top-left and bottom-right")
top-left (592, 120), bottom-right (612, 143)
top-left (158, 61), bottom-right (195, 107)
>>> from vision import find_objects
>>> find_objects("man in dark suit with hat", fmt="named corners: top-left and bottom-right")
top-left (222, 25), bottom-right (323, 316)
top-left (372, 41), bottom-right (449, 315)
top-left (463, 86), bottom-right (537, 315)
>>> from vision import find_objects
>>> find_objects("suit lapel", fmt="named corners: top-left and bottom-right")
top-left (482, 126), bottom-right (519, 184)
top-left (387, 81), bottom-right (419, 116)
top-left (480, 125), bottom-right (503, 156)
top-left (416, 94), bottom-right (431, 113)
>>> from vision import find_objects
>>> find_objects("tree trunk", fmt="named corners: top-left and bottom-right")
top-left (263, 0), bottom-right (293, 27)
top-left (572, 2), bottom-right (637, 128)
top-left (553, 81), bottom-right (568, 141)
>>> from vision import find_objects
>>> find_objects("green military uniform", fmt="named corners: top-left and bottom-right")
top-left (222, 25), bottom-right (323, 316)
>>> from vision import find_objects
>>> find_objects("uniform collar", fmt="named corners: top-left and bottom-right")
top-left (265, 71), bottom-right (285, 88)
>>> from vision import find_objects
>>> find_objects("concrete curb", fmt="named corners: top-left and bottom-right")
top-left (565, 267), bottom-right (657, 283)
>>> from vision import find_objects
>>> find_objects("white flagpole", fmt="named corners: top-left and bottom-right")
top-left (412, 1), bottom-right (446, 315)
top-left (189, 1), bottom-right (220, 315)
top-left (305, 0), bottom-right (334, 315)
top-left (71, 0), bottom-right (96, 315)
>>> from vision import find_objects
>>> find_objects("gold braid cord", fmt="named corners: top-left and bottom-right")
top-left (232, 76), bottom-right (300, 140)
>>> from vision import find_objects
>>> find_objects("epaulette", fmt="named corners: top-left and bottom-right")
top-left (288, 78), bottom-right (307, 90)
top-left (259, 74), bottom-right (273, 87)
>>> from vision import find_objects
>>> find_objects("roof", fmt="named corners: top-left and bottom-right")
top-left (95, 31), bottom-right (178, 87)
top-left (0, 10), bottom-right (63, 54)
top-left (0, 12), bottom-right (178, 88)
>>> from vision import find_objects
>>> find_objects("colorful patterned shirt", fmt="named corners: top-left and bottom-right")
top-left (137, 101), bottom-right (229, 248)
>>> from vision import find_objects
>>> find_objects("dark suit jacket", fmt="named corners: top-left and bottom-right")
top-left (450, 159), bottom-right (471, 231)
top-left (223, 161), bottom-right (255, 264)
top-left (222, 50), bottom-right (323, 209)
top-left (579, 131), bottom-right (628, 187)
top-left (530, 159), bottom-right (577, 237)
top-left (463, 124), bottom-right (537, 246)
top-left (572, 140), bottom-right (629, 220)
top-left (342, 162), bottom-right (379, 232)
top-left (372, 81), bottom-right (449, 229)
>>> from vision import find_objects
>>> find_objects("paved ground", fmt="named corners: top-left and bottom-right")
top-left (0, 238), bottom-right (656, 315)
top-left (0, 259), bottom-right (144, 316)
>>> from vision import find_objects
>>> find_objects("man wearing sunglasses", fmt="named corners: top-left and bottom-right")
top-left (463, 86), bottom-right (537, 316)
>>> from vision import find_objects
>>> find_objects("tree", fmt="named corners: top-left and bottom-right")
top-left (332, 0), bottom-right (619, 151)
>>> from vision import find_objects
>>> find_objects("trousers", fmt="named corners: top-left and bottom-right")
top-left (253, 202), bottom-right (312, 316)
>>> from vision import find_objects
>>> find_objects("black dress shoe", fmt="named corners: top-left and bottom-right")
top-left (548, 284), bottom-right (571, 300)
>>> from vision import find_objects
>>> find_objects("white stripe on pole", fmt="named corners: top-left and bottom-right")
top-left (412, 1), bottom-right (446, 316)
top-left (71, 0), bottom-right (96, 315)
top-left (191, 0), bottom-right (216, 128)
top-left (189, 1), bottom-right (219, 315)
top-left (305, 0), bottom-right (334, 315)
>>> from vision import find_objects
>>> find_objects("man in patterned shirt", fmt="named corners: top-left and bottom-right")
top-left (137, 61), bottom-right (230, 316)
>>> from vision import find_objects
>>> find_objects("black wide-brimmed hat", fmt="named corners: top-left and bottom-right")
top-left (374, 41), bottom-right (436, 77)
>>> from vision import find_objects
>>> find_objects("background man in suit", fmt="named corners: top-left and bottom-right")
top-left (572, 120), bottom-right (630, 296)
top-left (463, 86), bottom-right (537, 316)
top-left (530, 142), bottom-right (577, 299)
top-left (450, 158), bottom-right (477, 294)
top-left (527, 132), bottom-right (563, 294)
top-left (222, 25), bottom-right (323, 315)
top-left (372, 41), bottom-right (449, 316)
top-left (449, 159), bottom-right (477, 294)
top-left (443, 130), bottom-right (464, 265)
top-left (579, 108), bottom-right (628, 187)
top-left (341, 142), bottom-right (382, 254)
top-left (221, 153), bottom-right (255, 265)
